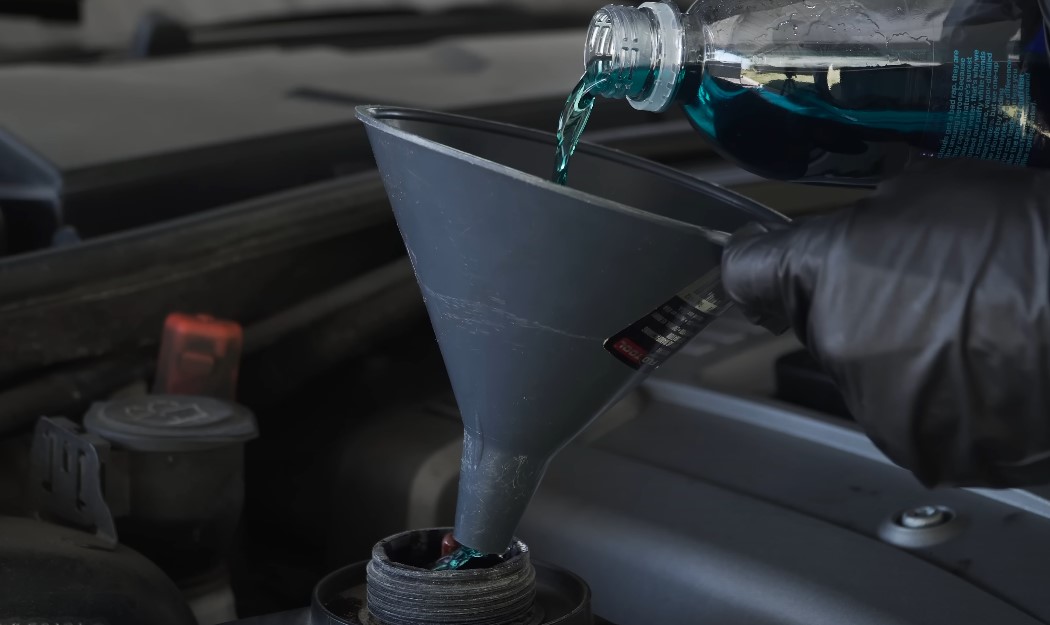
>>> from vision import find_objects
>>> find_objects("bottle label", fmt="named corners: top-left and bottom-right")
top-left (934, 49), bottom-right (1039, 166)
top-left (604, 268), bottom-right (731, 372)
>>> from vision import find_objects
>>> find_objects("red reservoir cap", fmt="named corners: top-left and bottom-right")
top-left (153, 313), bottom-right (243, 401)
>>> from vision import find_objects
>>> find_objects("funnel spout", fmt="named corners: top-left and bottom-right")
top-left (453, 429), bottom-right (550, 554)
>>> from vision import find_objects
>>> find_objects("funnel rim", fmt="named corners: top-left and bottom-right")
top-left (355, 105), bottom-right (789, 234)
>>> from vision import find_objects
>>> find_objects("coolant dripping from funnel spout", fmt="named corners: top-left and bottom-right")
top-left (432, 532), bottom-right (484, 571)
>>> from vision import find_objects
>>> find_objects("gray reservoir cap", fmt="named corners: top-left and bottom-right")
top-left (84, 395), bottom-right (258, 452)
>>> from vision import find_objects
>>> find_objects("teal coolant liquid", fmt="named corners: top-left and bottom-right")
top-left (683, 44), bottom-right (1050, 183)
top-left (432, 545), bottom-right (483, 571)
top-left (430, 533), bottom-right (512, 571)
top-left (552, 68), bottom-right (609, 185)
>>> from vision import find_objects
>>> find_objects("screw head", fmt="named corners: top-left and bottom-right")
top-left (898, 505), bottom-right (952, 529)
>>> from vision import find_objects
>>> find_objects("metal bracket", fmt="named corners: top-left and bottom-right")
top-left (30, 416), bottom-right (118, 548)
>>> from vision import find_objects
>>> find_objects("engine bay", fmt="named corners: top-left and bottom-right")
top-left (0, 6), bottom-right (1046, 625)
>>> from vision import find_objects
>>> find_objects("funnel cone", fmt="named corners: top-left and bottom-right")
top-left (357, 106), bottom-right (787, 554)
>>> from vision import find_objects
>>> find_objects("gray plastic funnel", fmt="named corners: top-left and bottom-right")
top-left (357, 106), bottom-right (788, 554)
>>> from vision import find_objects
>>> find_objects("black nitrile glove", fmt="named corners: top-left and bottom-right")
top-left (722, 159), bottom-right (1050, 488)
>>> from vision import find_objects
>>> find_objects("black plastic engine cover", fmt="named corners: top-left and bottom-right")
top-left (0, 516), bottom-right (196, 625)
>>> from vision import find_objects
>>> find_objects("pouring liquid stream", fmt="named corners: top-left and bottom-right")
top-left (550, 68), bottom-right (731, 246)
top-left (552, 69), bottom-right (609, 185)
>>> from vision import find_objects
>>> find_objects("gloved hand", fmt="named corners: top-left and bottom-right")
top-left (722, 159), bottom-right (1050, 488)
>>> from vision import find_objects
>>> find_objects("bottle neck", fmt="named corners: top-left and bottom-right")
top-left (584, 2), bottom-right (687, 113)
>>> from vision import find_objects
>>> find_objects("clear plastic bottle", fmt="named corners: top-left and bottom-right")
top-left (584, 0), bottom-right (1050, 185)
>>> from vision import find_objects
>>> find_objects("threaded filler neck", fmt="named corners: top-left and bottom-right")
top-left (365, 528), bottom-right (540, 625)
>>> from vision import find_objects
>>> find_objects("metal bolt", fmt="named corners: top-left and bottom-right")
top-left (898, 505), bottom-right (952, 529)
